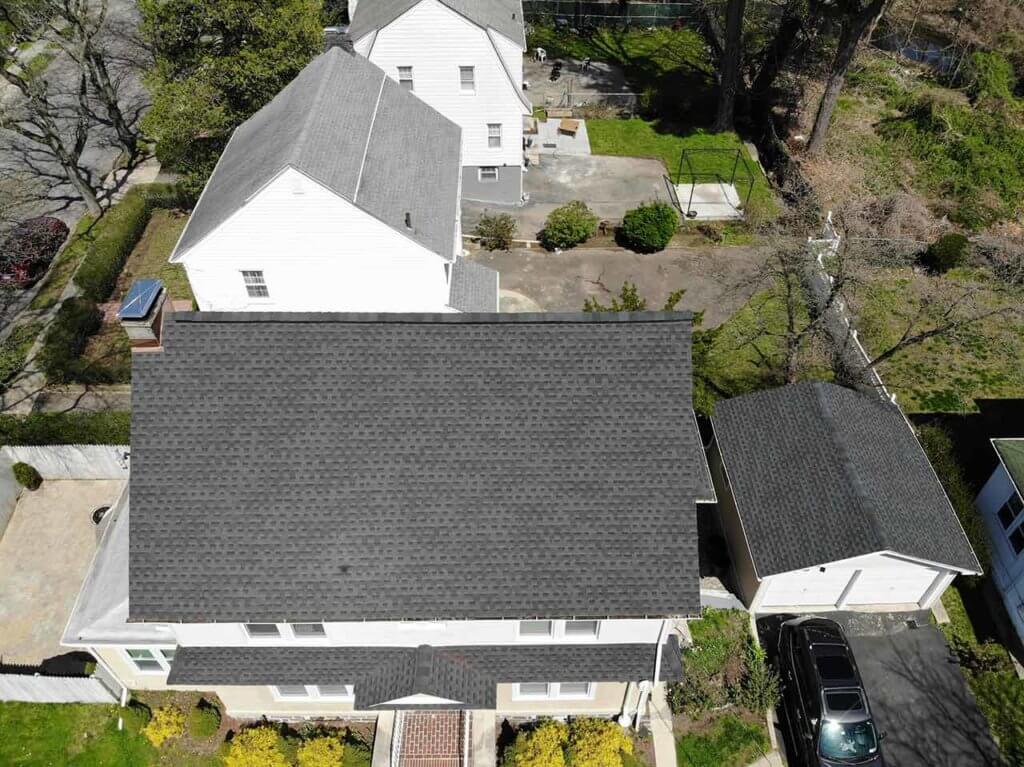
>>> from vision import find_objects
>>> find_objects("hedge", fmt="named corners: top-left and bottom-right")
top-left (618, 201), bottom-right (678, 253)
top-left (74, 183), bottom-right (188, 302)
top-left (37, 297), bottom-right (102, 384)
top-left (0, 412), bottom-right (129, 446)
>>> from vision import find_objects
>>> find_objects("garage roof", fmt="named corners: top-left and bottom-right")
top-left (129, 311), bottom-right (710, 623)
top-left (713, 382), bottom-right (982, 577)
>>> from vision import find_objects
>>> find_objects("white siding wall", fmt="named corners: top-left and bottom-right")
top-left (355, 0), bottom-right (526, 170)
top-left (179, 169), bottom-right (453, 313)
top-left (978, 465), bottom-right (1024, 640)
top-left (172, 618), bottom-right (664, 648)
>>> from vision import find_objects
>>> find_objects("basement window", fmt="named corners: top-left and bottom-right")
top-left (479, 166), bottom-right (498, 182)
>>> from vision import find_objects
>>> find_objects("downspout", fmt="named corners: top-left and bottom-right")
top-left (638, 619), bottom-right (670, 727)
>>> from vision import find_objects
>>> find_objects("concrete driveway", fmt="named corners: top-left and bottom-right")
top-left (469, 244), bottom-right (766, 328)
top-left (463, 155), bottom-right (671, 242)
top-left (757, 612), bottom-right (1001, 767)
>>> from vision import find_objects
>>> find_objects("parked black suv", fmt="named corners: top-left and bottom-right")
top-left (778, 617), bottom-right (885, 767)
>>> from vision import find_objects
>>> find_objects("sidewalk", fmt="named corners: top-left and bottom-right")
top-left (648, 683), bottom-right (676, 767)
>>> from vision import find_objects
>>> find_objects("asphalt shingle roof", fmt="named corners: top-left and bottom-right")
top-left (129, 312), bottom-right (707, 623)
top-left (448, 259), bottom-right (499, 312)
top-left (713, 382), bottom-right (982, 577)
top-left (167, 639), bottom-right (684, 709)
top-left (350, 0), bottom-right (526, 48)
top-left (172, 48), bottom-right (461, 261)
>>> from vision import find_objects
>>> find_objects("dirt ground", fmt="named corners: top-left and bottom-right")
top-left (470, 244), bottom-right (769, 328)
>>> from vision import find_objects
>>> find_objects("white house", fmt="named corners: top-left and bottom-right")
top-left (62, 309), bottom-right (713, 725)
top-left (708, 382), bottom-right (981, 612)
top-left (977, 438), bottom-right (1024, 644)
top-left (349, 0), bottom-right (531, 205)
top-left (170, 47), bottom-right (499, 314)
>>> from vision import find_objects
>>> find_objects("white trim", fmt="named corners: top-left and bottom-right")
top-left (123, 646), bottom-right (175, 674)
top-left (834, 569), bottom-right (862, 609)
top-left (355, 74), bottom-right (389, 203)
top-left (270, 684), bottom-right (355, 702)
top-left (511, 682), bottom-right (595, 701)
top-left (485, 27), bottom-right (533, 113)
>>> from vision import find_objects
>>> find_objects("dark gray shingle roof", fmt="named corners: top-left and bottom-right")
top-left (448, 259), bottom-right (499, 312)
top-left (129, 312), bottom-right (706, 623)
top-left (172, 48), bottom-right (461, 261)
top-left (713, 382), bottom-right (982, 577)
top-left (350, 0), bottom-right (525, 48)
top-left (167, 639), bottom-right (683, 709)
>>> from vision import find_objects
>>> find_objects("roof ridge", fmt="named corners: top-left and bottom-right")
top-left (811, 383), bottom-right (888, 552)
top-left (168, 311), bottom-right (696, 325)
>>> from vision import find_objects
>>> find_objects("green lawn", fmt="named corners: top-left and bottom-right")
top-left (29, 216), bottom-right (95, 312)
top-left (676, 714), bottom-right (771, 767)
top-left (0, 320), bottom-right (43, 392)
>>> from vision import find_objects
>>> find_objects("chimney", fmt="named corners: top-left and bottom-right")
top-left (323, 25), bottom-right (353, 52)
top-left (118, 279), bottom-right (169, 351)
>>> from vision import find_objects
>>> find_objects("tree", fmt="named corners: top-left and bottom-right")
top-left (140, 0), bottom-right (323, 190)
top-left (806, 0), bottom-right (888, 155)
top-left (714, 0), bottom-right (747, 130)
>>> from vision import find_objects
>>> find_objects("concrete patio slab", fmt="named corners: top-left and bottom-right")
top-left (524, 57), bottom-right (632, 111)
top-left (0, 479), bottom-right (126, 664)
top-left (674, 183), bottom-right (744, 221)
top-left (530, 118), bottom-right (591, 155)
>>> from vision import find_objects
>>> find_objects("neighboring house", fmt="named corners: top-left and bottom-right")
top-left (170, 47), bottom-right (498, 314)
top-left (708, 382), bottom-right (981, 612)
top-left (977, 438), bottom-right (1024, 645)
top-left (63, 306), bottom-right (712, 721)
top-left (349, 0), bottom-right (530, 205)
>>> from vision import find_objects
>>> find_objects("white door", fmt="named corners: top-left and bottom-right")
top-left (759, 568), bottom-right (857, 608)
top-left (843, 565), bottom-right (942, 606)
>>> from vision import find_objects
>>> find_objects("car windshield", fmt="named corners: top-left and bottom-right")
top-left (819, 719), bottom-right (879, 761)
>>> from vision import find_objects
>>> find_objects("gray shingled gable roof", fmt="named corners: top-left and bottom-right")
top-left (350, 0), bottom-right (526, 48)
top-left (167, 639), bottom-right (684, 709)
top-left (172, 47), bottom-right (461, 261)
top-left (448, 259), bottom-right (499, 312)
top-left (129, 312), bottom-right (706, 623)
top-left (713, 382), bottom-right (982, 577)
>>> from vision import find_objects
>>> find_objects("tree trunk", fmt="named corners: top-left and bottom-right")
top-left (714, 0), bottom-right (746, 131)
top-left (85, 49), bottom-right (139, 159)
top-left (807, 0), bottom-right (886, 155)
top-left (750, 1), bottom-right (803, 99)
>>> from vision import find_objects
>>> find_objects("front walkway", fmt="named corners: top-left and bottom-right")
top-left (397, 712), bottom-right (467, 767)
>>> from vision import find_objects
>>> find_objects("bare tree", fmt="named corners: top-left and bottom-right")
top-left (714, 0), bottom-right (747, 130)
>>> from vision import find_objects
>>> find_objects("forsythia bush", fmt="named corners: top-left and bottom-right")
top-left (298, 735), bottom-right (347, 767)
top-left (569, 718), bottom-right (633, 767)
top-left (506, 720), bottom-right (569, 767)
top-left (224, 726), bottom-right (291, 767)
top-left (141, 705), bottom-right (185, 748)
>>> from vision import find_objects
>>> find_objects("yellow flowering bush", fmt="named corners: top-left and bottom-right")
top-left (224, 726), bottom-right (291, 767)
top-left (141, 705), bottom-right (185, 748)
top-left (506, 719), bottom-right (569, 767)
top-left (569, 718), bottom-right (633, 767)
top-left (298, 735), bottom-right (346, 767)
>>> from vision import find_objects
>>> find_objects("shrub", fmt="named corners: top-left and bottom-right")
top-left (976, 235), bottom-right (1024, 287)
top-left (734, 641), bottom-right (780, 713)
top-left (668, 609), bottom-right (749, 716)
top-left (36, 297), bottom-right (101, 384)
top-left (968, 51), bottom-right (1016, 102)
top-left (0, 217), bottom-right (69, 287)
top-left (225, 726), bottom-right (291, 767)
top-left (569, 717), bottom-right (633, 767)
top-left (12, 462), bottom-right (42, 490)
top-left (0, 411), bottom-right (129, 445)
top-left (298, 735), bottom-right (346, 767)
top-left (505, 720), bottom-right (568, 767)
top-left (541, 201), bottom-right (598, 251)
top-left (618, 202), bottom-right (678, 253)
top-left (74, 183), bottom-right (186, 302)
top-left (474, 212), bottom-right (517, 251)
top-left (187, 699), bottom-right (221, 739)
top-left (142, 705), bottom-right (185, 748)
top-left (920, 233), bottom-right (970, 273)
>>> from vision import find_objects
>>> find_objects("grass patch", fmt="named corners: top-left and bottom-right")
top-left (850, 267), bottom-right (1024, 412)
top-left (0, 321), bottom-right (43, 392)
top-left (29, 216), bottom-right (95, 312)
top-left (19, 49), bottom-right (56, 81)
top-left (676, 713), bottom-right (770, 767)
top-left (0, 701), bottom-right (157, 766)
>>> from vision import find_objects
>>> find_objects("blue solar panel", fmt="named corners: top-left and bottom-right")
top-left (118, 279), bottom-right (164, 320)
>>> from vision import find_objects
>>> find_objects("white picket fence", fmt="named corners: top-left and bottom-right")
top-left (0, 674), bottom-right (116, 704)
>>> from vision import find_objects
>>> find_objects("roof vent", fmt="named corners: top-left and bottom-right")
top-left (405, 212), bottom-right (413, 230)
top-left (118, 279), bottom-right (168, 351)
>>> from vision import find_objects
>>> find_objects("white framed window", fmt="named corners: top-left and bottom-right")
top-left (565, 620), bottom-right (600, 639)
top-left (241, 270), bottom-right (269, 299)
top-left (398, 66), bottom-right (414, 90)
top-left (317, 684), bottom-right (354, 699)
top-left (518, 620), bottom-right (553, 638)
top-left (459, 66), bottom-right (475, 92)
top-left (274, 685), bottom-right (309, 698)
top-left (488, 123), bottom-right (502, 148)
top-left (512, 682), bottom-right (594, 700)
top-left (124, 647), bottom-right (174, 673)
top-left (270, 684), bottom-right (354, 701)
top-left (244, 623), bottom-right (281, 639)
top-left (291, 623), bottom-right (327, 638)
top-left (479, 166), bottom-right (498, 182)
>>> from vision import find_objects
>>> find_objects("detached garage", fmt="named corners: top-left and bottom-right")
top-left (709, 382), bottom-right (982, 612)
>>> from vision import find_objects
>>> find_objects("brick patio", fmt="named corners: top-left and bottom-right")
top-left (398, 712), bottom-right (468, 767)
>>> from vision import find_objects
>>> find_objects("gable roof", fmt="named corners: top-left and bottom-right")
top-left (448, 258), bottom-right (499, 312)
top-left (994, 439), bottom-right (1024, 495)
top-left (171, 48), bottom-right (461, 262)
top-left (713, 382), bottom-right (981, 577)
top-left (168, 639), bottom-right (684, 709)
top-left (129, 312), bottom-right (709, 623)
top-left (350, 0), bottom-right (526, 49)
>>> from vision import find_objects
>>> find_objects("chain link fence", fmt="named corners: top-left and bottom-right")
top-left (523, 1), bottom-right (698, 27)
